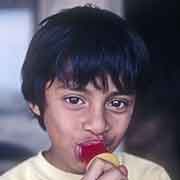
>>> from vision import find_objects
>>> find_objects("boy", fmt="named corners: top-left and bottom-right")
top-left (0, 5), bottom-right (171, 180)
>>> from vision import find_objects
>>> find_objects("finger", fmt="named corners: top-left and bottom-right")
top-left (118, 165), bottom-right (128, 177)
top-left (98, 167), bottom-right (128, 180)
top-left (82, 158), bottom-right (115, 180)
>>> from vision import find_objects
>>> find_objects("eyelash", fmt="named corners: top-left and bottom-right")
top-left (64, 96), bottom-right (85, 105)
top-left (64, 95), bottom-right (130, 112)
top-left (106, 99), bottom-right (129, 112)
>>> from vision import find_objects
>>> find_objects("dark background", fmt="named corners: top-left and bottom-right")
top-left (124, 0), bottom-right (179, 179)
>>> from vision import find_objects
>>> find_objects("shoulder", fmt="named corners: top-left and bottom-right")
top-left (0, 153), bottom-right (41, 180)
top-left (119, 152), bottom-right (171, 180)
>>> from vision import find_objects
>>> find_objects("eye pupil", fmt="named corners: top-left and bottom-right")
top-left (69, 97), bottom-right (79, 104)
top-left (106, 98), bottom-right (130, 113)
top-left (112, 100), bottom-right (122, 107)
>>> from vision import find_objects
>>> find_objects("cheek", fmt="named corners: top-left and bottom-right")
top-left (43, 109), bottom-right (77, 152)
top-left (108, 113), bottom-right (132, 136)
top-left (43, 106), bottom-right (83, 138)
top-left (106, 113), bottom-right (132, 151)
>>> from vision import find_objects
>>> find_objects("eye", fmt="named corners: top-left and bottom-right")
top-left (106, 98), bottom-right (129, 113)
top-left (64, 96), bottom-right (85, 105)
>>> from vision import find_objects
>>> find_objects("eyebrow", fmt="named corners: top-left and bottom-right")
top-left (54, 80), bottom-right (136, 95)
top-left (61, 86), bottom-right (136, 96)
top-left (108, 91), bottom-right (136, 96)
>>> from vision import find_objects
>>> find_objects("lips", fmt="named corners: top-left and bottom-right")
top-left (77, 140), bottom-right (108, 164)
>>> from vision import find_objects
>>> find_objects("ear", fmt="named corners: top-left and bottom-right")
top-left (28, 103), bottom-right (40, 116)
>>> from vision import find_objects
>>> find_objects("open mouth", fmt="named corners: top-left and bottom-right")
top-left (76, 140), bottom-right (108, 164)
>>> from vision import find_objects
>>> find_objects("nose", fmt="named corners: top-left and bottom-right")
top-left (83, 107), bottom-right (110, 135)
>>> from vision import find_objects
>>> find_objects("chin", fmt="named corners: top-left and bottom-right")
top-left (72, 168), bottom-right (86, 175)
top-left (76, 169), bottom-right (86, 175)
top-left (71, 164), bottom-right (86, 175)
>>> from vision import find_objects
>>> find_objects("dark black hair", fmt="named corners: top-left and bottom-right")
top-left (21, 5), bottom-right (149, 129)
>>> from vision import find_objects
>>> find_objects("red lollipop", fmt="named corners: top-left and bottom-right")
top-left (79, 141), bottom-right (107, 164)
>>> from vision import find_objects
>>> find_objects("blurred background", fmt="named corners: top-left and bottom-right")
top-left (0, 0), bottom-right (179, 179)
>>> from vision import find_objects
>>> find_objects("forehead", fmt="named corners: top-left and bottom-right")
top-left (46, 74), bottom-right (137, 97)
top-left (50, 76), bottom-right (118, 93)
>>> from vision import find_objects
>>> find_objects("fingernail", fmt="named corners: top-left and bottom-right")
top-left (119, 165), bottom-right (128, 177)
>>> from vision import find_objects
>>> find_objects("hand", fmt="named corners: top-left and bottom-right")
top-left (81, 158), bottom-right (128, 180)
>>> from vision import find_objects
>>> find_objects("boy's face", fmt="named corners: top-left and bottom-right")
top-left (31, 77), bottom-right (135, 174)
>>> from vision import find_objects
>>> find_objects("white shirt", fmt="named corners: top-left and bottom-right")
top-left (0, 152), bottom-right (171, 180)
